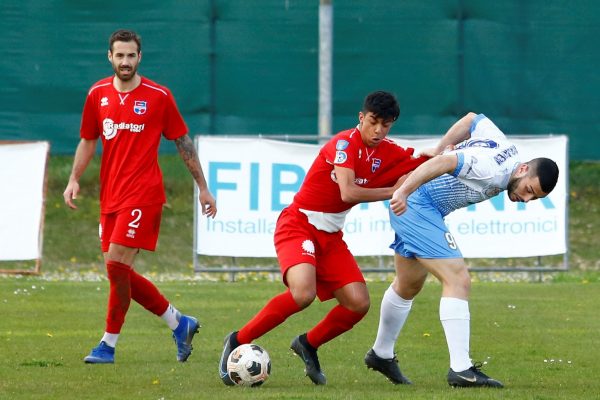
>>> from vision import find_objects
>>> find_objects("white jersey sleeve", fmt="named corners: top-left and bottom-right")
top-left (469, 114), bottom-right (507, 141)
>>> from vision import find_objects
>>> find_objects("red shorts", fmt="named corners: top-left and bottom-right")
top-left (274, 206), bottom-right (365, 301)
top-left (99, 204), bottom-right (163, 252)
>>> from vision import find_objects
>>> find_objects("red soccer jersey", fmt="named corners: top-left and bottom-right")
top-left (293, 127), bottom-right (428, 213)
top-left (80, 76), bottom-right (188, 213)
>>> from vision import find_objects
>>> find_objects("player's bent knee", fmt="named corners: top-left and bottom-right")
top-left (344, 296), bottom-right (370, 314)
top-left (445, 271), bottom-right (471, 298)
top-left (393, 281), bottom-right (423, 300)
top-left (458, 271), bottom-right (472, 292)
top-left (355, 299), bottom-right (370, 314)
top-left (290, 289), bottom-right (316, 309)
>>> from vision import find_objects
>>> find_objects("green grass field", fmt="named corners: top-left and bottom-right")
top-left (1, 279), bottom-right (598, 399)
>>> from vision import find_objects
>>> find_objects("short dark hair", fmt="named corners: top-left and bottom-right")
top-left (362, 91), bottom-right (400, 122)
top-left (527, 157), bottom-right (559, 194)
top-left (109, 29), bottom-right (142, 53)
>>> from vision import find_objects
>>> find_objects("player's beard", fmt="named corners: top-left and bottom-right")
top-left (506, 175), bottom-right (521, 200)
top-left (113, 63), bottom-right (138, 82)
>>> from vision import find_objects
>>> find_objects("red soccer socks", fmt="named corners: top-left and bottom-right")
top-left (129, 268), bottom-right (169, 316)
top-left (105, 260), bottom-right (132, 333)
top-left (307, 304), bottom-right (365, 348)
top-left (237, 290), bottom-right (302, 344)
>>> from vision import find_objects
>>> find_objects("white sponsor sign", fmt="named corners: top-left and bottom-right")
top-left (0, 142), bottom-right (49, 261)
top-left (195, 136), bottom-right (567, 258)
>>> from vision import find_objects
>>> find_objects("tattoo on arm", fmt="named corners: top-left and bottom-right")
top-left (175, 135), bottom-right (206, 186)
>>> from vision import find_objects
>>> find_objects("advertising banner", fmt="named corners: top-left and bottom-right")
top-left (195, 136), bottom-right (567, 258)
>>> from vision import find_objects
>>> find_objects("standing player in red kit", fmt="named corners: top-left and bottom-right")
top-left (63, 29), bottom-right (216, 364)
top-left (219, 91), bottom-right (465, 385)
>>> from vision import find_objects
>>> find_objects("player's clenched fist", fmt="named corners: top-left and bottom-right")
top-left (389, 188), bottom-right (408, 215)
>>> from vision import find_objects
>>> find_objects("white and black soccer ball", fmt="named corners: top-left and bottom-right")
top-left (226, 343), bottom-right (271, 387)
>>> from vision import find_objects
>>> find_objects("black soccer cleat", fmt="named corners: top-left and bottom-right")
top-left (364, 348), bottom-right (412, 385)
top-left (447, 363), bottom-right (504, 388)
top-left (290, 334), bottom-right (327, 385)
top-left (219, 331), bottom-right (240, 386)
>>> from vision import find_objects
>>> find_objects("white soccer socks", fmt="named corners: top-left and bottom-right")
top-left (372, 286), bottom-right (413, 359)
top-left (439, 297), bottom-right (472, 372)
top-left (161, 304), bottom-right (181, 330)
top-left (100, 332), bottom-right (119, 348)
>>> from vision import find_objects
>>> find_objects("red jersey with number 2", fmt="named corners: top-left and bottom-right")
top-left (293, 127), bottom-right (429, 213)
top-left (80, 76), bottom-right (188, 213)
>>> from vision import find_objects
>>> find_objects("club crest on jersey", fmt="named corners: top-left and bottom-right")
top-left (371, 158), bottom-right (381, 172)
top-left (484, 187), bottom-right (502, 197)
top-left (133, 100), bottom-right (147, 115)
top-left (456, 138), bottom-right (499, 149)
top-left (335, 140), bottom-right (349, 150)
top-left (334, 151), bottom-right (348, 164)
top-left (100, 97), bottom-right (109, 107)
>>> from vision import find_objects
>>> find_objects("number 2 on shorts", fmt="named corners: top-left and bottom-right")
top-left (128, 209), bottom-right (142, 228)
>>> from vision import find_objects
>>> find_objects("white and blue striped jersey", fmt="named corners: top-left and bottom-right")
top-left (415, 114), bottom-right (521, 217)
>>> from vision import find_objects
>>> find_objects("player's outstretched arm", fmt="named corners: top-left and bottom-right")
top-left (430, 112), bottom-right (477, 154)
top-left (63, 138), bottom-right (97, 210)
top-left (390, 154), bottom-right (458, 215)
top-left (175, 134), bottom-right (217, 218)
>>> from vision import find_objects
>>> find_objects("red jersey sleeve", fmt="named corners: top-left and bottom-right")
top-left (321, 135), bottom-right (358, 171)
top-left (80, 91), bottom-right (100, 140)
top-left (162, 89), bottom-right (188, 140)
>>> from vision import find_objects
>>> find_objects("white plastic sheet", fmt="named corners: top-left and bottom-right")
top-left (0, 142), bottom-right (49, 260)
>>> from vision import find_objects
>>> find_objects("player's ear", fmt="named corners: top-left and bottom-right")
top-left (516, 163), bottom-right (529, 177)
top-left (358, 111), bottom-right (364, 127)
top-left (107, 50), bottom-right (112, 62)
top-left (138, 51), bottom-right (142, 63)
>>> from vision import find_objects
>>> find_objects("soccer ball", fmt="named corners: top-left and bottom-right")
top-left (227, 343), bottom-right (271, 387)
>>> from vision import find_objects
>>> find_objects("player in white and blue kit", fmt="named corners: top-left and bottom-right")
top-left (364, 113), bottom-right (559, 388)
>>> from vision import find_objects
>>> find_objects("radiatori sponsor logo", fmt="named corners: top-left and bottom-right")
top-left (102, 118), bottom-right (145, 140)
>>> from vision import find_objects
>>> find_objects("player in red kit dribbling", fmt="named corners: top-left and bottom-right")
top-left (63, 29), bottom-right (216, 364)
top-left (219, 91), bottom-right (467, 385)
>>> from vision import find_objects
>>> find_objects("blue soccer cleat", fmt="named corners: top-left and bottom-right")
top-left (84, 341), bottom-right (115, 364)
top-left (172, 315), bottom-right (200, 362)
